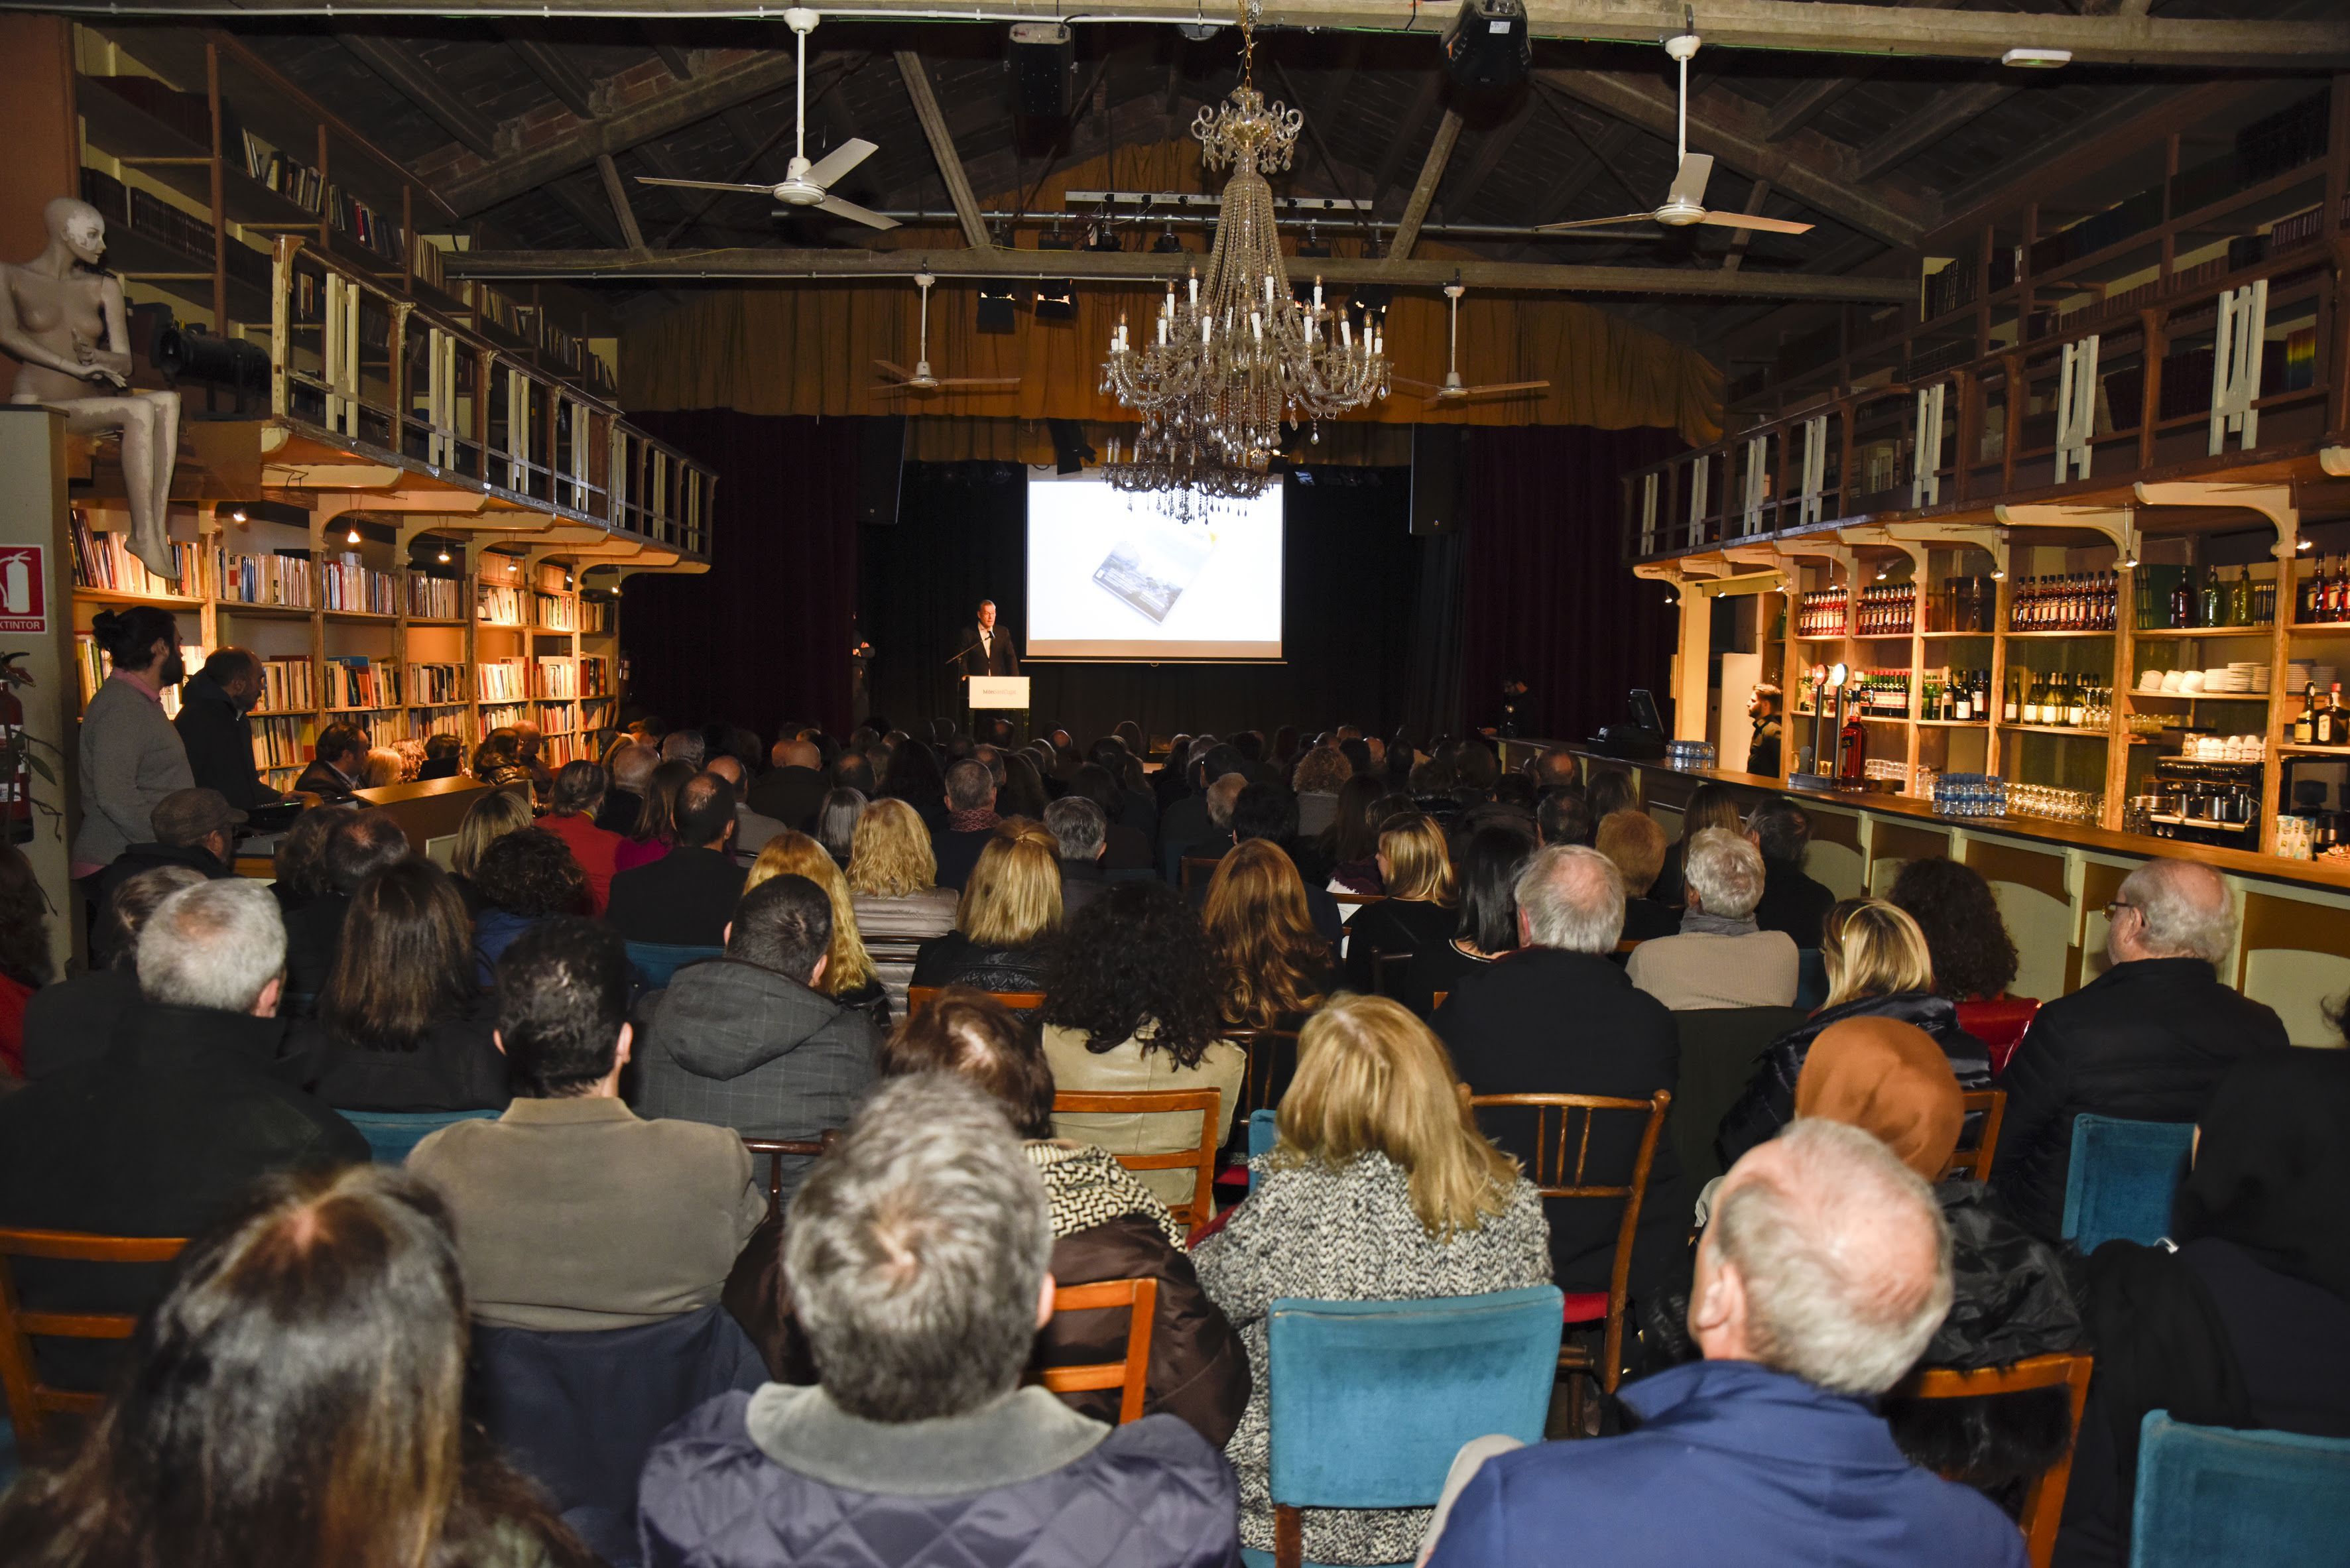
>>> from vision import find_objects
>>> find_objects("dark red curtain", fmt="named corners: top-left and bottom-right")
top-left (1462, 425), bottom-right (1686, 744)
top-left (621, 412), bottom-right (859, 737)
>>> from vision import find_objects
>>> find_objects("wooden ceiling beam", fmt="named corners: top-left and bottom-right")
top-left (339, 33), bottom-right (503, 160)
top-left (596, 152), bottom-right (650, 253)
top-left (1850, 79), bottom-right (2014, 182)
top-left (1444, 101), bottom-right (1535, 219)
top-left (1369, 74), bottom-right (1448, 213)
top-left (497, 25), bottom-right (601, 120)
top-left (1390, 109), bottom-right (1464, 261)
top-left (1761, 74), bottom-right (1869, 141)
top-left (1721, 178), bottom-right (1770, 272)
top-left (442, 243), bottom-right (1919, 301)
top-left (896, 50), bottom-right (993, 249)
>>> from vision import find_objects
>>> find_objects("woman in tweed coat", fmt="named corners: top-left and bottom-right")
top-left (1194, 994), bottom-right (1551, 1565)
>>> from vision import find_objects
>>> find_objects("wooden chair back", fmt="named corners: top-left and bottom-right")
top-left (1369, 950), bottom-right (1412, 998)
top-left (1330, 892), bottom-right (1386, 910)
top-left (1235, 1026), bottom-right (1303, 1122)
top-left (0, 1227), bottom-right (188, 1455)
top-left (1942, 1089), bottom-right (2009, 1183)
top-left (1469, 1091), bottom-right (1672, 1400)
top-left (1908, 1352), bottom-right (2094, 1568)
top-left (742, 1131), bottom-right (844, 1217)
top-left (862, 935), bottom-right (926, 967)
top-left (1431, 991), bottom-right (1449, 1010)
top-left (905, 986), bottom-right (1046, 1013)
top-left (1051, 1089), bottom-right (1221, 1232)
top-left (1037, 1276), bottom-right (1160, 1425)
top-left (1179, 855), bottom-right (1225, 895)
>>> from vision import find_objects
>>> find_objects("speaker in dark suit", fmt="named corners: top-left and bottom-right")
top-left (955, 600), bottom-right (1021, 679)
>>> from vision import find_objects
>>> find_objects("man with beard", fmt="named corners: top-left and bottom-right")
top-left (72, 605), bottom-right (193, 880)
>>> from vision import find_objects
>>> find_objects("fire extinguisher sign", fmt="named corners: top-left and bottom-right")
top-left (0, 547), bottom-right (46, 634)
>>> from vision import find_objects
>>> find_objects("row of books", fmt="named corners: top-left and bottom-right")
top-left (408, 573), bottom-right (464, 620)
top-left (217, 548), bottom-right (316, 609)
top-left (256, 656), bottom-right (317, 714)
top-left (240, 136), bottom-right (408, 267)
top-left (582, 599), bottom-right (616, 633)
top-left (546, 732), bottom-right (593, 765)
top-left (481, 702), bottom-right (527, 731)
top-left (324, 656), bottom-right (399, 711)
top-left (532, 592), bottom-right (578, 631)
top-left (69, 514), bottom-right (202, 599)
top-left (532, 657), bottom-right (578, 698)
top-left (477, 659), bottom-right (528, 701)
top-left (409, 708), bottom-right (467, 741)
top-left (75, 636), bottom-right (208, 717)
top-left (251, 715), bottom-right (318, 771)
top-left (78, 169), bottom-right (271, 296)
top-left (580, 656), bottom-right (612, 697)
top-left (477, 583), bottom-right (525, 625)
top-left (321, 556), bottom-right (395, 617)
top-left (408, 664), bottom-right (470, 707)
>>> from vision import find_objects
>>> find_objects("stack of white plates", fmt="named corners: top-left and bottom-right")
top-left (2138, 670), bottom-right (2167, 693)
top-left (2200, 666), bottom-right (2253, 694)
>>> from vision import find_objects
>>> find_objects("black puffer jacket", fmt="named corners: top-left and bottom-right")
top-left (909, 932), bottom-right (1055, 995)
top-left (1715, 990), bottom-right (1992, 1171)
top-left (1990, 957), bottom-right (2288, 1241)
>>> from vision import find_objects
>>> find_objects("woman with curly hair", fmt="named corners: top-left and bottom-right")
top-left (743, 829), bottom-right (891, 1029)
top-left (614, 758), bottom-right (695, 873)
top-left (909, 825), bottom-right (1063, 995)
top-left (845, 796), bottom-right (958, 1016)
top-left (1204, 839), bottom-right (1337, 1033)
top-left (1292, 745), bottom-right (1354, 839)
top-left (467, 827), bottom-right (587, 983)
top-left (1888, 857), bottom-right (2020, 1002)
top-left (1042, 880), bottom-right (1246, 1208)
top-left (270, 804), bottom-right (354, 915)
top-left (469, 726), bottom-right (533, 792)
top-left (0, 842), bottom-right (54, 1078)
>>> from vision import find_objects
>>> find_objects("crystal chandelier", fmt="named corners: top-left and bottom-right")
top-left (1101, 432), bottom-right (1272, 524)
top-left (1098, 0), bottom-right (1388, 489)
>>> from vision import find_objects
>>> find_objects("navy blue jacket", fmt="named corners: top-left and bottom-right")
top-left (1426, 1360), bottom-right (2026, 1568)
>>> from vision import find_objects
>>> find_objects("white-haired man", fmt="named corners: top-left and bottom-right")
top-left (1424, 1119), bottom-right (2026, 1568)
top-left (1993, 857), bottom-right (2287, 1239)
top-left (1625, 827), bottom-right (1799, 1009)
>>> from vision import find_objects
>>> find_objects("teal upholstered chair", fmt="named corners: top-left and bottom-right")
top-left (1247, 1109), bottom-right (1278, 1189)
top-left (2061, 1115), bottom-right (2195, 1251)
top-left (1244, 1286), bottom-right (1564, 1568)
top-left (624, 941), bottom-right (723, 992)
top-left (1792, 948), bottom-right (1828, 1010)
top-left (341, 1108), bottom-right (499, 1164)
top-left (2129, 1414), bottom-right (2350, 1567)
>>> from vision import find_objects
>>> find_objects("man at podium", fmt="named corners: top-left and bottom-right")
top-left (956, 599), bottom-right (1021, 679)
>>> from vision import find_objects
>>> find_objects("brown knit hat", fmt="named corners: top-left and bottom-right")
top-left (1794, 1015), bottom-right (1964, 1181)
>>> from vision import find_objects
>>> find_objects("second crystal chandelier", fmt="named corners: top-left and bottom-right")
top-left (1098, 0), bottom-right (1389, 478)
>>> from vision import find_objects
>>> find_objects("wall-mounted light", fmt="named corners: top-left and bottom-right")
top-left (1991, 568), bottom-right (2007, 581)
top-left (345, 526), bottom-right (362, 544)
top-left (229, 508), bottom-right (247, 524)
top-left (2001, 46), bottom-right (2071, 68)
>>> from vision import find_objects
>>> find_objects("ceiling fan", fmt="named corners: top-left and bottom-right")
top-left (1537, 32), bottom-right (1814, 241)
top-left (874, 272), bottom-right (1021, 395)
top-left (632, 8), bottom-right (897, 232)
top-left (1392, 280), bottom-right (1550, 406)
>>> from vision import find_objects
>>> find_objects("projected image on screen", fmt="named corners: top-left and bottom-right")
top-left (1026, 473), bottom-right (1283, 660)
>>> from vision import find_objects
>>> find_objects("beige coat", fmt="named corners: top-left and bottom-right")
top-left (1043, 1022), bottom-right (1246, 1210)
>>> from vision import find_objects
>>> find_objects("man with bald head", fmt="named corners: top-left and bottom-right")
top-left (604, 771), bottom-right (746, 949)
top-left (706, 753), bottom-right (786, 861)
top-left (597, 741), bottom-right (658, 835)
top-left (1424, 1119), bottom-right (2023, 1567)
top-left (749, 735), bottom-right (828, 835)
top-left (1993, 857), bottom-right (2288, 1239)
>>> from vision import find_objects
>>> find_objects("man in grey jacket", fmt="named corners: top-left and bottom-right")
top-left (635, 873), bottom-right (879, 1209)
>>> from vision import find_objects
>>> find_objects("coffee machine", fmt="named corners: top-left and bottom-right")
top-left (2140, 757), bottom-right (2261, 847)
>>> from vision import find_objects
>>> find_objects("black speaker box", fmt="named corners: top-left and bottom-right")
top-left (1008, 23), bottom-right (1073, 119)
top-left (1442, 0), bottom-right (1532, 93)
top-left (1410, 424), bottom-right (1467, 536)
top-left (855, 416), bottom-right (907, 526)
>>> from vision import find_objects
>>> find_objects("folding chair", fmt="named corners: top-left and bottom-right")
top-left (1940, 1089), bottom-right (2008, 1183)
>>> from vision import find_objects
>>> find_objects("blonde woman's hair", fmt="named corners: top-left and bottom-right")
top-left (1203, 838), bottom-right (1331, 1030)
top-left (1378, 814), bottom-right (1457, 906)
top-left (1274, 993), bottom-right (1519, 1237)
top-left (451, 788), bottom-right (532, 878)
top-left (847, 796), bottom-right (938, 897)
top-left (1822, 896), bottom-right (1935, 1008)
top-left (957, 829), bottom-right (1063, 947)
top-left (745, 830), bottom-right (879, 996)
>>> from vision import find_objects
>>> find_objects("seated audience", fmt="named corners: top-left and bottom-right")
top-left (1747, 795), bottom-right (1837, 946)
top-left (1595, 807), bottom-right (1678, 941)
top-left (595, 740), bottom-right (657, 835)
top-left (0, 842), bottom-right (50, 1079)
top-left (1341, 812), bottom-right (1459, 993)
top-left (637, 1073), bottom-right (1239, 1567)
top-left (2057, 1045), bottom-right (2350, 1567)
top-left (361, 746), bottom-right (404, 788)
top-left (707, 751), bottom-right (788, 859)
top-left (1229, 784), bottom-right (1345, 940)
top-left (636, 874), bottom-right (878, 1209)
top-left (845, 796), bottom-right (960, 1016)
top-left (298, 858), bottom-right (505, 1112)
top-left (1069, 762), bottom-right (1151, 871)
top-left (1423, 1120), bottom-right (2024, 1568)
top-left (1433, 843), bottom-right (1688, 1297)
top-left (1044, 794), bottom-right (1110, 918)
top-left (448, 785), bottom-right (533, 908)
top-left (932, 757), bottom-right (1004, 891)
top-left (1995, 859), bottom-right (2287, 1240)
top-left (1585, 767), bottom-right (1638, 824)
top-left (1160, 743), bottom-right (1246, 881)
top-left (615, 757), bottom-right (696, 873)
top-left (470, 827), bottom-right (589, 983)
top-left (749, 736), bottom-right (828, 832)
top-left (1203, 838), bottom-right (1336, 1032)
top-left (1403, 818), bottom-right (1538, 1017)
top-left (1536, 787), bottom-right (1593, 849)
top-left (743, 829), bottom-right (892, 1028)
top-left (1889, 857), bottom-right (2021, 1003)
top-left (605, 772), bottom-right (747, 949)
top-left (471, 726), bottom-right (535, 791)
top-left (292, 722), bottom-right (369, 803)
top-left (910, 826), bottom-right (1063, 995)
top-left (1648, 782), bottom-right (1743, 910)
top-left (92, 785), bottom-right (242, 909)
top-left (1196, 995), bottom-right (1550, 1565)
top-left (814, 786), bottom-right (865, 867)
top-left (23, 863), bottom-right (205, 1078)
top-left (660, 729), bottom-right (707, 768)
top-left (871, 989), bottom-right (1248, 1442)
top-left (417, 730), bottom-right (464, 780)
top-left (407, 918), bottom-right (765, 1331)
top-left (513, 721), bottom-right (556, 796)
top-left (0, 1164), bottom-right (598, 1568)
top-left (0, 880), bottom-right (367, 1386)
top-left (1717, 898), bottom-right (1991, 1172)
top-left (283, 810), bottom-right (410, 1015)
top-left (999, 750), bottom-right (1050, 821)
top-left (267, 802), bottom-right (351, 916)
top-left (874, 735), bottom-right (950, 837)
top-left (1319, 773), bottom-right (1389, 895)
top-left (1042, 880), bottom-right (1245, 1208)
top-left (1292, 743), bottom-right (1353, 839)
top-left (1626, 828), bottom-right (1799, 1009)
top-left (538, 759), bottom-right (625, 915)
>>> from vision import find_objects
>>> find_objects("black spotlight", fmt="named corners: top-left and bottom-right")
top-left (1034, 229), bottom-right (1077, 320)
top-left (977, 286), bottom-right (1019, 332)
top-left (1152, 223), bottom-right (1187, 254)
top-left (1442, 0), bottom-right (1532, 92)
top-left (1046, 418), bottom-right (1095, 475)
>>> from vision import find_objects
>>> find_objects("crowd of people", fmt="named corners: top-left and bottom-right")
top-left (0, 708), bottom-right (2338, 1568)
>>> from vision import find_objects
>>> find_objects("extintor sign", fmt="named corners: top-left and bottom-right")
top-left (0, 547), bottom-right (45, 634)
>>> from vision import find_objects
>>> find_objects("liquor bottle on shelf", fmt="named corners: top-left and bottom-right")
top-left (2331, 561), bottom-right (2350, 623)
top-left (2003, 672), bottom-right (2021, 723)
top-left (2322, 685), bottom-right (2345, 748)
top-left (2199, 568), bottom-right (2225, 629)
top-left (2021, 674), bottom-right (2041, 726)
top-left (2229, 566), bottom-right (2253, 628)
top-left (1975, 668), bottom-right (1991, 719)
top-left (2066, 678), bottom-right (2087, 729)
top-left (2170, 570), bottom-right (2196, 630)
top-left (2295, 685), bottom-right (2318, 745)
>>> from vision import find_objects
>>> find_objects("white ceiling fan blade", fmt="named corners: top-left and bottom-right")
top-left (873, 359), bottom-right (915, 381)
top-left (870, 382), bottom-right (920, 393)
top-left (933, 377), bottom-right (1022, 389)
top-left (1534, 212), bottom-right (1653, 233)
top-left (802, 137), bottom-right (879, 190)
top-left (1458, 381), bottom-right (1551, 398)
top-left (634, 176), bottom-right (773, 194)
top-left (816, 194), bottom-right (900, 231)
top-left (1391, 375), bottom-right (1444, 393)
top-left (1666, 152), bottom-right (1715, 211)
top-left (1696, 210), bottom-right (1815, 235)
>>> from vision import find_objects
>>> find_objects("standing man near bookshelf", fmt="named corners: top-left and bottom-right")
top-left (175, 648), bottom-right (285, 811)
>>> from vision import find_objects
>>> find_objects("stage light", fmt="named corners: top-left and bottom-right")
top-left (1152, 224), bottom-right (1186, 254)
top-left (977, 285), bottom-right (1019, 332)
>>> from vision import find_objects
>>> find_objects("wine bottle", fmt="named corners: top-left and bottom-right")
top-left (2296, 684), bottom-right (2318, 745)
top-left (2170, 571), bottom-right (2194, 630)
top-left (2066, 676), bottom-right (2086, 728)
top-left (2003, 673), bottom-right (2020, 724)
top-left (2200, 568), bottom-right (2223, 629)
top-left (2022, 675), bottom-right (2042, 726)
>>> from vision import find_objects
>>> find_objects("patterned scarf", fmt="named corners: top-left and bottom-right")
top-left (1023, 1140), bottom-right (1185, 1246)
top-left (948, 807), bottom-right (1003, 834)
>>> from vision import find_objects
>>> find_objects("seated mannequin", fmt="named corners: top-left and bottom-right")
top-left (1, 196), bottom-right (181, 579)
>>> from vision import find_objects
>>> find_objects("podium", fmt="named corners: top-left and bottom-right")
top-left (968, 675), bottom-right (1030, 711)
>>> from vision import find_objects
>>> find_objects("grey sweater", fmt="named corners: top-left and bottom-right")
top-left (74, 676), bottom-right (193, 868)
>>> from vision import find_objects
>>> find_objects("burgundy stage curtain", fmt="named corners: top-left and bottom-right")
top-left (1461, 425), bottom-right (1686, 745)
top-left (622, 411), bottom-right (859, 739)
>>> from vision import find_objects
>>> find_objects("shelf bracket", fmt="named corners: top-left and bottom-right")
top-left (1994, 503), bottom-right (2136, 560)
top-left (2321, 447), bottom-right (2350, 479)
top-left (2131, 481), bottom-right (2298, 559)
top-left (1885, 521), bottom-right (2010, 581)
